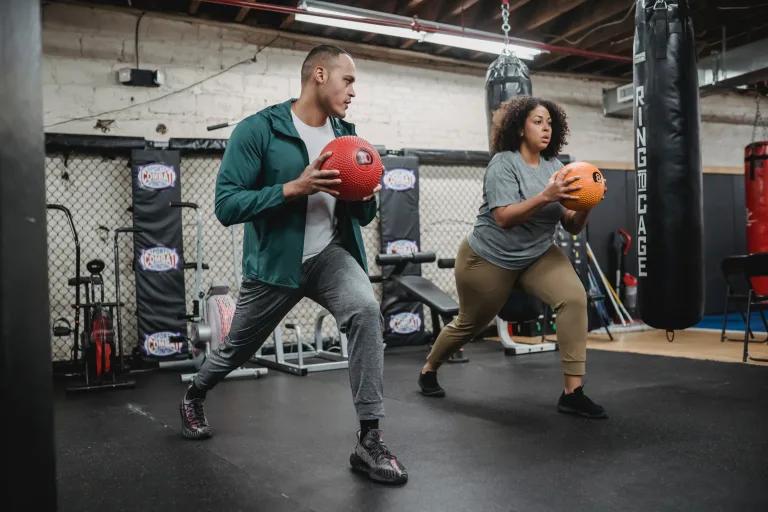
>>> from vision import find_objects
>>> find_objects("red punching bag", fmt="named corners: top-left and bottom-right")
top-left (745, 141), bottom-right (768, 294)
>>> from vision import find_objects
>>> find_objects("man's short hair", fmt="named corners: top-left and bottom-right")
top-left (300, 44), bottom-right (351, 83)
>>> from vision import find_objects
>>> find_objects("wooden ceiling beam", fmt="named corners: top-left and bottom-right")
top-left (446, 0), bottom-right (482, 18)
top-left (522, 0), bottom-right (589, 32)
top-left (402, 0), bottom-right (426, 12)
top-left (566, 38), bottom-right (633, 71)
top-left (235, 1), bottom-right (256, 23)
top-left (546, 1), bottom-right (631, 45)
top-left (279, 13), bottom-right (295, 29)
top-left (534, 17), bottom-right (633, 69)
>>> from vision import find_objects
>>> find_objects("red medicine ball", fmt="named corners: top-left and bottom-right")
top-left (320, 136), bottom-right (384, 201)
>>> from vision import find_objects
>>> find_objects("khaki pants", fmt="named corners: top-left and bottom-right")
top-left (427, 238), bottom-right (588, 376)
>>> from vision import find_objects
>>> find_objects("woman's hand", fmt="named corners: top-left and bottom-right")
top-left (540, 168), bottom-right (582, 203)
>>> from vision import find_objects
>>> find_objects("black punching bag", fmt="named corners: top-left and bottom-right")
top-left (633, 0), bottom-right (704, 332)
top-left (485, 51), bottom-right (540, 323)
top-left (485, 52), bottom-right (532, 152)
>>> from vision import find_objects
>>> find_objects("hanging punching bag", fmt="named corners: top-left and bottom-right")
top-left (745, 142), bottom-right (768, 294)
top-left (633, 0), bottom-right (704, 333)
top-left (485, 51), bottom-right (532, 152)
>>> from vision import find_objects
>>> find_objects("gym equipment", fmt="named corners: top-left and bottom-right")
top-left (378, 155), bottom-right (429, 347)
top-left (47, 203), bottom-right (134, 393)
top-left (371, 251), bottom-right (469, 363)
top-left (587, 267), bottom-right (615, 338)
top-left (68, 257), bottom-right (135, 394)
top-left (434, 256), bottom-right (559, 356)
top-left (485, 0), bottom-right (532, 152)
top-left (555, 162), bottom-right (606, 211)
top-left (745, 141), bottom-right (768, 295)
top-left (252, 310), bottom-right (350, 377)
top-left (131, 149), bottom-right (189, 360)
top-left (164, 202), bottom-right (267, 383)
top-left (611, 229), bottom-right (631, 297)
top-left (113, 226), bottom-right (142, 372)
top-left (496, 302), bottom-right (559, 354)
top-left (587, 242), bottom-right (632, 326)
top-left (46, 204), bottom-right (82, 366)
top-left (320, 135), bottom-right (384, 201)
top-left (633, 0), bottom-right (704, 332)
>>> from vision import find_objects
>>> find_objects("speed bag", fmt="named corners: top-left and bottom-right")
top-left (745, 142), bottom-right (768, 295)
top-left (633, 0), bottom-right (704, 331)
top-left (485, 52), bottom-right (532, 151)
top-left (206, 293), bottom-right (236, 352)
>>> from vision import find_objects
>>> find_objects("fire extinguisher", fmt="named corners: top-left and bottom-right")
top-left (623, 273), bottom-right (638, 319)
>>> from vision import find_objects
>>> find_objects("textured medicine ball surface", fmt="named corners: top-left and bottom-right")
top-left (557, 161), bottom-right (606, 211)
top-left (320, 136), bottom-right (383, 201)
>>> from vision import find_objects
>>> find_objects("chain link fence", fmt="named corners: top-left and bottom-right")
top-left (45, 138), bottom-right (488, 362)
top-left (46, 151), bottom-right (136, 362)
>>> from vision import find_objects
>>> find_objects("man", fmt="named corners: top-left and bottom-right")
top-left (178, 45), bottom-right (408, 485)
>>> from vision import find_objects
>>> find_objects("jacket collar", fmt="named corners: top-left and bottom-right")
top-left (268, 98), bottom-right (354, 139)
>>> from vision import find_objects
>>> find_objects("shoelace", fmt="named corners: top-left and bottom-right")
top-left (368, 438), bottom-right (396, 464)
top-left (186, 400), bottom-right (208, 428)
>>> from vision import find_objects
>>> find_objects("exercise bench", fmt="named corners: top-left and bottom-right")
top-left (372, 251), bottom-right (468, 363)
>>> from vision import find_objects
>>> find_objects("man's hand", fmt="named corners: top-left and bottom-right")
top-left (361, 184), bottom-right (382, 202)
top-left (283, 152), bottom-right (342, 200)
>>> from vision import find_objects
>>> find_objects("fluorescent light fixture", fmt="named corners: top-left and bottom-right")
top-left (422, 33), bottom-right (539, 60)
top-left (296, 7), bottom-right (423, 41)
top-left (295, 4), bottom-right (542, 60)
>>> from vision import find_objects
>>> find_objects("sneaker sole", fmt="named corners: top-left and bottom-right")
top-left (557, 404), bottom-right (608, 419)
top-left (349, 453), bottom-right (408, 485)
top-left (419, 388), bottom-right (446, 397)
top-left (181, 427), bottom-right (213, 440)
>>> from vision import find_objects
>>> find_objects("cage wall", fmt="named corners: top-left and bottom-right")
top-left (45, 138), bottom-right (488, 361)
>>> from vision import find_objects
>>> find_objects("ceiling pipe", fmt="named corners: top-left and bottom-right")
top-left (196, 0), bottom-right (632, 63)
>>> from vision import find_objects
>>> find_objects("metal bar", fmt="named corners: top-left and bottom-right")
top-left (195, 0), bottom-right (632, 62)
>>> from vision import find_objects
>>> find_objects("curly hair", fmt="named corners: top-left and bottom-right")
top-left (489, 96), bottom-right (569, 158)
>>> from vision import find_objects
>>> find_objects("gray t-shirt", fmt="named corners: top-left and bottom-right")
top-left (467, 151), bottom-right (565, 270)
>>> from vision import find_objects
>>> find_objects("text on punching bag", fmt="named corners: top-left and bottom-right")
top-left (636, 85), bottom-right (647, 277)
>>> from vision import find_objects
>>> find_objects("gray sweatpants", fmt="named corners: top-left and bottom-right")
top-left (192, 240), bottom-right (386, 420)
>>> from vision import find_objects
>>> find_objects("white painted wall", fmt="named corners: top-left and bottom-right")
top-left (42, 2), bottom-right (759, 169)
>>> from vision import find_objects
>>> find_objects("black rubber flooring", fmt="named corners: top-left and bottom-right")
top-left (54, 341), bottom-right (768, 512)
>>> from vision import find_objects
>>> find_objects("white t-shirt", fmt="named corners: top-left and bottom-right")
top-left (291, 111), bottom-right (338, 262)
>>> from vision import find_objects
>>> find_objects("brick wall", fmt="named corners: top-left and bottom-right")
top-left (42, 2), bottom-right (759, 168)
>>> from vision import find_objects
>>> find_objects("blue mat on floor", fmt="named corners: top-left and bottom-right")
top-left (694, 313), bottom-right (767, 333)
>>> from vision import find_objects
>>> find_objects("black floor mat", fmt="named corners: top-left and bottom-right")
top-left (54, 341), bottom-right (768, 512)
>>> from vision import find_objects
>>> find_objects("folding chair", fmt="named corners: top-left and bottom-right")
top-left (720, 255), bottom-right (768, 342)
top-left (741, 253), bottom-right (768, 362)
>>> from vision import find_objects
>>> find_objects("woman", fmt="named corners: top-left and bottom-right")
top-left (418, 96), bottom-right (607, 419)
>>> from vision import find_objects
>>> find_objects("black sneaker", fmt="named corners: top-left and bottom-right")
top-left (418, 370), bottom-right (445, 397)
top-left (557, 385), bottom-right (607, 419)
top-left (349, 429), bottom-right (408, 485)
top-left (180, 395), bottom-right (212, 439)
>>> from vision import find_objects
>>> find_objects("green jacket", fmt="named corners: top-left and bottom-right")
top-left (214, 99), bottom-right (377, 288)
